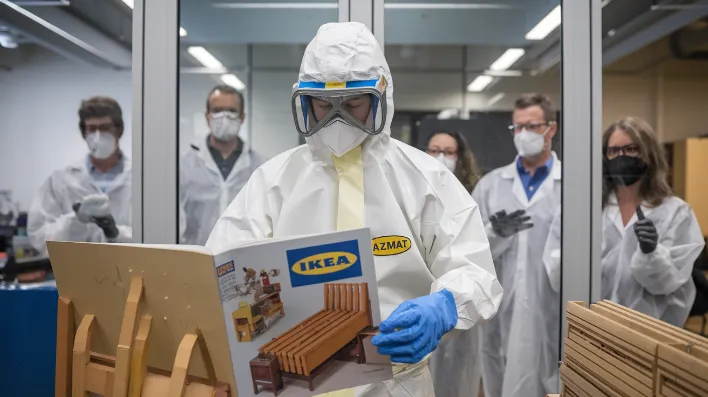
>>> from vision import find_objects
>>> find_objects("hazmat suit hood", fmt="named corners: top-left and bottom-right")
top-left (297, 22), bottom-right (394, 166)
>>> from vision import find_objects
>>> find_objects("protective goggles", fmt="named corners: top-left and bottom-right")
top-left (291, 77), bottom-right (388, 137)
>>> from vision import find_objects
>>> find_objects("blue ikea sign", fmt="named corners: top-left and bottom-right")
top-left (286, 239), bottom-right (363, 288)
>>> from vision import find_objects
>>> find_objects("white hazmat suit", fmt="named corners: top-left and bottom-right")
top-left (206, 22), bottom-right (503, 397)
top-left (179, 137), bottom-right (262, 245)
top-left (472, 154), bottom-right (561, 397)
top-left (28, 158), bottom-right (132, 254)
top-left (602, 194), bottom-right (705, 326)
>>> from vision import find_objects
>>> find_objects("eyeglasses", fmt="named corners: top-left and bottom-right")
top-left (508, 122), bottom-right (553, 133)
top-left (85, 123), bottom-right (116, 133)
top-left (427, 148), bottom-right (457, 157)
top-left (606, 144), bottom-right (640, 159)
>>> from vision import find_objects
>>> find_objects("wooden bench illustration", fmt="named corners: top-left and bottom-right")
top-left (251, 282), bottom-right (372, 394)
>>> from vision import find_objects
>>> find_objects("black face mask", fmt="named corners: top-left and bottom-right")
top-left (605, 156), bottom-right (647, 186)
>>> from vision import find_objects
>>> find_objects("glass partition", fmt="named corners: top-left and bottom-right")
top-left (177, 0), bottom-right (338, 246)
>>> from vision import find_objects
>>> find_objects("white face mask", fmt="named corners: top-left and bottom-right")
top-left (513, 128), bottom-right (548, 158)
top-left (316, 119), bottom-right (368, 157)
top-left (86, 131), bottom-right (117, 160)
top-left (210, 111), bottom-right (242, 141)
top-left (435, 153), bottom-right (457, 172)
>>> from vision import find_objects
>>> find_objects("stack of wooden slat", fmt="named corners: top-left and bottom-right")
top-left (561, 300), bottom-right (708, 397)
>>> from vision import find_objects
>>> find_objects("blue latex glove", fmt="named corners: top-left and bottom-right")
top-left (371, 289), bottom-right (458, 363)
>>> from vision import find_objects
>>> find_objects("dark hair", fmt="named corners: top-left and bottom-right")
top-left (206, 85), bottom-right (245, 113)
top-left (514, 93), bottom-right (557, 123)
top-left (601, 117), bottom-right (672, 209)
top-left (78, 96), bottom-right (124, 137)
top-left (426, 131), bottom-right (481, 193)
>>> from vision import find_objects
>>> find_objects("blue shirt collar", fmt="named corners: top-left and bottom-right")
top-left (516, 155), bottom-right (553, 175)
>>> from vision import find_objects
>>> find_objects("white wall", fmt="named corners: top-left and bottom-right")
top-left (0, 45), bottom-right (132, 211)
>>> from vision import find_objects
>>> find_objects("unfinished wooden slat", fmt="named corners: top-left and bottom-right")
top-left (113, 277), bottom-right (144, 397)
top-left (56, 297), bottom-right (74, 397)
top-left (566, 331), bottom-right (652, 389)
top-left (129, 315), bottom-right (152, 397)
top-left (560, 363), bottom-right (609, 397)
top-left (85, 362), bottom-right (115, 395)
top-left (598, 301), bottom-right (708, 349)
top-left (167, 333), bottom-right (198, 397)
top-left (73, 314), bottom-right (96, 397)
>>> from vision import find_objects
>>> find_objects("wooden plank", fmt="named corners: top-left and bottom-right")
top-left (113, 277), bottom-right (144, 397)
top-left (591, 304), bottom-right (687, 346)
top-left (567, 308), bottom-right (657, 364)
top-left (56, 296), bottom-right (74, 397)
top-left (167, 333), bottom-right (198, 397)
top-left (324, 284), bottom-right (330, 310)
top-left (567, 331), bottom-right (652, 389)
top-left (328, 284), bottom-right (334, 309)
top-left (560, 363), bottom-right (608, 397)
top-left (85, 362), bottom-right (115, 395)
top-left (566, 336), bottom-right (651, 395)
top-left (346, 284), bottom-right (352, 311)
top-left (656, 344), bottom-right (708, 393)
top-left (302, 313), bottom-right (370, 376)
top-left (353, 285), bottom-right (360, 312)
top-left (129, 315), bottom-right (152, 397)
top-left (597, 301), bottom-right (708, 350)
top-left (72, 314), bottom-right (95, 397)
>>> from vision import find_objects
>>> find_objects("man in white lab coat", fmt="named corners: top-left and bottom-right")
top-left (473, 93), bottom-right (562, 397)
top-left (179, 85), bottom-right (263, 245)
top-left (28, 96), bottom-right (132, 254)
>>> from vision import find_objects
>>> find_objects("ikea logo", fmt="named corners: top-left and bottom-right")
top-left (286, 240), bottom-right (362, 288)
top-left (216, 261), bottom-right (235, 278)
top-left (372, 236), bottom-right (412, 256)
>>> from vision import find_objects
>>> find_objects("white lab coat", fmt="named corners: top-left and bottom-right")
top-left (179, 137), bottom-right (262, 246)
top-left (472, 155), bottom-right (561, 397)
top-left (602, 194), bottom-right (705, 326)
top-left (429, 326), bottom-right (481, 397)
top-left (27, 158), bottom-right (132, 254)
top-left (206, 22), bottom-right (503, 397)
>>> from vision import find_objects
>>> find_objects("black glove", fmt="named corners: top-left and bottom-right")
top-left (73, 202), bottom-right (119, 240)
top-left (489, 209), bottom-right (533, 238)
top-left (634, 206), bottom-right (657, 254)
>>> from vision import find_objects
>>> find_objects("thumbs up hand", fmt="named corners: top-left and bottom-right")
top-left (634, 205), bottom-right (658, 254)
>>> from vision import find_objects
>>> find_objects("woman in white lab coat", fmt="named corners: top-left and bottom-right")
top-left (601, 116), bottom-right (704, 326)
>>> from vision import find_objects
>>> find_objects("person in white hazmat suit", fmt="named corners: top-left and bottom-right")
top-left (179, 85), bottom-right (263, 246)
top-left (472, 93), bottom-right (562, 397)
top-left (598, 117), bottom-right (704, 326)
top-left (28, 96), bottom-right (132, 254)
top-left (205, 22), bottom-right (503, 397)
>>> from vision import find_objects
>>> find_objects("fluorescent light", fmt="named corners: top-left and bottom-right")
top-left (467, 76), bottom-right (494, 92)
top-left (187, 46), bottom-right (223, 69)
top-left (487, 93), bottom-right (505, 106)
top-left (525, 5), bottom-right (561, 40)
top-left (121, 0), bottom-right (187, 36)
top-left (489, 49), bottom-right (525, 71)
top-left (221, 74), bottom-right (246, 90)
top-left (212, 2), bottom-right (337, 9)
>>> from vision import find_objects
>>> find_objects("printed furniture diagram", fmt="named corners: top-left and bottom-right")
top-left (250, 283), bottom-right (373, 395)
top-left (233, 282), bottom-right (286, 342)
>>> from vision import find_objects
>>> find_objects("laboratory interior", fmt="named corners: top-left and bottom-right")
top-left (1, 0), bottom-right (708, 396)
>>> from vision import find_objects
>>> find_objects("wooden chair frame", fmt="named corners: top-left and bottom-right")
top-left (55, 276), bottom-right (230, 397)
